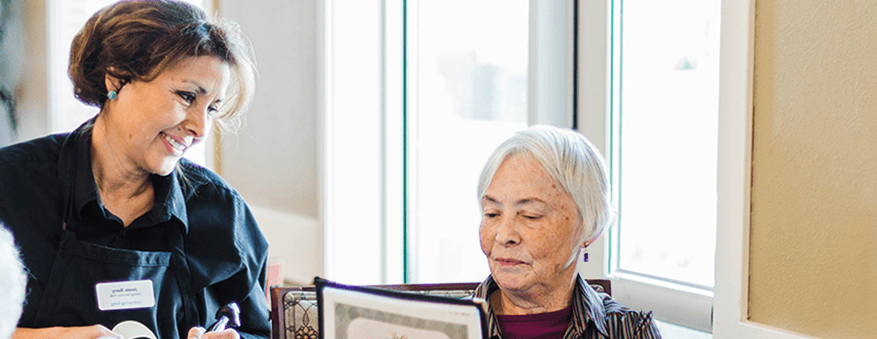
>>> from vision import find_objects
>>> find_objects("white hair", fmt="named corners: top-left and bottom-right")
top-left (477, 125), bottom-right (615, 244)
top-left (0, 225), bottom-right (26, 339)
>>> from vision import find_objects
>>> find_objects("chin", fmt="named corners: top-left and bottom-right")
top-left (154, 168), bottom-right (175, 176)
top-left (492, 271), bottom-right (530, 291)
top-left (153, 160), bottom-right (179, 176)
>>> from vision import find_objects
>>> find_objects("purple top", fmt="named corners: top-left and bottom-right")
top-left (495, 306), bottom-right (573, 339)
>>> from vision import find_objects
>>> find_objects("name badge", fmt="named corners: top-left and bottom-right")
top-left (95, 280), bottom-right (156, 311)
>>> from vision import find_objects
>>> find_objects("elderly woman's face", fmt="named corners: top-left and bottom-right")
top-left (103, 56), bottom-right (229, 175)
top-left (480, 154), bottom-right (583, 294)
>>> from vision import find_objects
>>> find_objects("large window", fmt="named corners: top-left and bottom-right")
top-left (606, 0), bottom-right (720, 332)
top-left (405, 0), bottom-right (530, 283)
top-left (326, 0), bottom-right (718, 333)
top-left (324, 0), bottom-right (574, 284)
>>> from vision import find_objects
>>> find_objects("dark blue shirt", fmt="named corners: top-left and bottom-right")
top-left (0, 125), bottom-right (271, 339)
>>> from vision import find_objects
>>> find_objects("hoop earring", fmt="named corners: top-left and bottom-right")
top-left (107, 91), bottom-right (118, 100)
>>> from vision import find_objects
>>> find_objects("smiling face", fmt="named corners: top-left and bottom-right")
top-left (480, 153), bottom-right (584, 298)
top-left (100, 56), bottom-right (230, 176)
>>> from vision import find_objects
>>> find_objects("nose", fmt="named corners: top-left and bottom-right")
top-left (494, 215), bottom-right (521, 247)
top-left (183, 105), bottom-right (212, 139)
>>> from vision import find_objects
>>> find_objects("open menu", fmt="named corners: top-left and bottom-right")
top-left (316, 278), bottom-right (488, 339)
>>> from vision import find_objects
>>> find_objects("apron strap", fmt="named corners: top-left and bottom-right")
top-left (32, 231), bottom-right (76, 324)
top-left (167, 224), bottom-right (200, 327)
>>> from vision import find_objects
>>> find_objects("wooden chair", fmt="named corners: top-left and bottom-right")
top-left (269, 280), bottom-right (611, 339)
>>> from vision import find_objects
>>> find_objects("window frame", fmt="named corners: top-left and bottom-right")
top-left (322, 0), bottom-right (389, 284)
top-left (577, 0), bottom-right (820, 336)
top-left (711, 0), bottom-right (813, 337)
top-left (576, 0), bottom-right (715, 332)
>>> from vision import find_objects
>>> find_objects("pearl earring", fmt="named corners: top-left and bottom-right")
top-left (107, 91), bottom-right (118, 100)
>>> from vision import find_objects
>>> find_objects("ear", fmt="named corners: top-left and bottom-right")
top-left (581, 229), bottom-right (604, 248)
top-left (104, 68), bottom-right (124, 94)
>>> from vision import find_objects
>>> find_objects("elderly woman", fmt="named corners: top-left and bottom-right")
top-left (0, 1), bottom-right (267, 339)
top-left (473, 125), bottom-right (661, 338)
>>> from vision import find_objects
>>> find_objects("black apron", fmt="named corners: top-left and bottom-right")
top-left (31, 160), bottom-right (202, 339)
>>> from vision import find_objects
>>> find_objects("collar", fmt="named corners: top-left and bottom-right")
top-left (572, 274), bottom-right (609, 337)
top-left (57, 121), bottom-right (190, 233)
top-left (474, 274), bottom-right (609, 338)
top-left (150, 171), bottom-right (190, 232)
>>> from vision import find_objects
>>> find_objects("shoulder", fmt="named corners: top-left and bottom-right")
top-left (176, 159), bottom-right (267, 252)
top-left (177, 159), bottom-right (243, 201)
top-left (178, 158), bottom-right (229, 189)
top-left (0, 134), bottom-right (69, 197)
top-left (176, 159), bottom-right (258, 233)
top-left (594, 294), bottom-right (661, 338)
top-left (573, 276), bottom-right (661, 338)
top-left (0, 134), bottom-right (67, 165)
top-left (0, 135), bottom-right (71, 283)
top-left (598, 294), bottom-right (653, 321)
top-left (177, 161), bottom-right (269, 290)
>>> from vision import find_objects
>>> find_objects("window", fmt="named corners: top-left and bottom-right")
top-left (324, 0), bottom-right (574, 284)
top-left (48, 0), bottom-right (209, 167)
top-left (604, 0), bottom-right (720, 332)
top-left (611, 0), bottom-right (719, 288)
top-left (326, 1), bottom-right (720, 332)
top-left (405, 0), bottom-right (530, 284)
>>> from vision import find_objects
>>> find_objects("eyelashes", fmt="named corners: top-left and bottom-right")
top-left (177, 90), bottom-right (196, 103)
top-left (481, 210), bottom-right (544, 220)
top-left (177, 90), bottom-right (219, 118)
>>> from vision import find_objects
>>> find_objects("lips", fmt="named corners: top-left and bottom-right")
top-left (161, 132), bottom-right (188, 156)
top-left (495, 258), bottom-right (526, 266)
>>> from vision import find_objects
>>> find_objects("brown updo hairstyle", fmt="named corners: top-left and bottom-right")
top-left (69, 0), bottom-right (255, 132)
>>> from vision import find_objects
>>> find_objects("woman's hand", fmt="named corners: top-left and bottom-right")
top-left (13, 325), bottom-right (123, 339)
top-left (187, 327), bottom-right (240, 339)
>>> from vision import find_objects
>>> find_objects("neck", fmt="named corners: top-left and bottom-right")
top-left (91, 115), bottom-right (154, 226)
top-left (491, 272), bottom-right (578, 315)
top-left (91, 115), bottom-right (151, 191)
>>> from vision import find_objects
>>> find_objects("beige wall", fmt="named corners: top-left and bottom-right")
top-left (749, 1), bottom-right (877, 338)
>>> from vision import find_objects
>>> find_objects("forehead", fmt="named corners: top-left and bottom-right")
top-left (492, 154), bottom-right (549, 182)
top-left (486, 154), bottom-right (572, 204)
top-left (157, 56), bottom-right (230, 92)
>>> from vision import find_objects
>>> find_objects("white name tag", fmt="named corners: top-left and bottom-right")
top-left (95, 280), bottom-right (156, 311)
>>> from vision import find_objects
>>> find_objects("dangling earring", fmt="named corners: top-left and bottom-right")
top-left (107, 91), bottom-right (118, 100)
top-left (582, 242), bottom-right (589, 262)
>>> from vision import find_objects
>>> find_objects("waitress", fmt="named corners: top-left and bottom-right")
top-left (0, 1), bottom-right (268, 338)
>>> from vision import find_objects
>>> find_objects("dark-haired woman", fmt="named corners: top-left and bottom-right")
top-left (0, 1), bottom-right (268, 338)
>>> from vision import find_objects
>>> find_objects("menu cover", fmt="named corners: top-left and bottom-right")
top-left (315, 278), bottom-right (488, 339)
